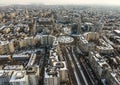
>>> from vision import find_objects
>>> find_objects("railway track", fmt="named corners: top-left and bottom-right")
top-left (67, 46), bottom-right (88, 85)
top-left (75, 46), bottom-right (98, 85)
top-left (65, 46), bottom-right (90, 85)
top-left (65, 46), bottom-right (81, 85)
top-left (65, 45), bottom-right (96, 85)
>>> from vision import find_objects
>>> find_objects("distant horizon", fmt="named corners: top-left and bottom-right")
top-left (0, 0), bottom-right (120, 6)
top-left (1, 3), bottom-right (120, 7)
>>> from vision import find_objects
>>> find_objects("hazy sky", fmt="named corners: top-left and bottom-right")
top-left (0, 0), bottom-right (120, 6)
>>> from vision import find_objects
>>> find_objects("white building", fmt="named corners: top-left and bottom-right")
top-left (44, 67), bottom-right (60, 85)
top-left (10, 71), bottom-right (29, 85)
top-left (106, 72), bottom-right (120, 85)
top-left (89, 51), bottom-right (111, 77)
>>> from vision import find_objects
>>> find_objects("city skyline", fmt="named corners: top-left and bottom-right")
top-left (0, 3), bottom-right (120, 85)
top-left (0, 0), bottom-right (120, 6)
